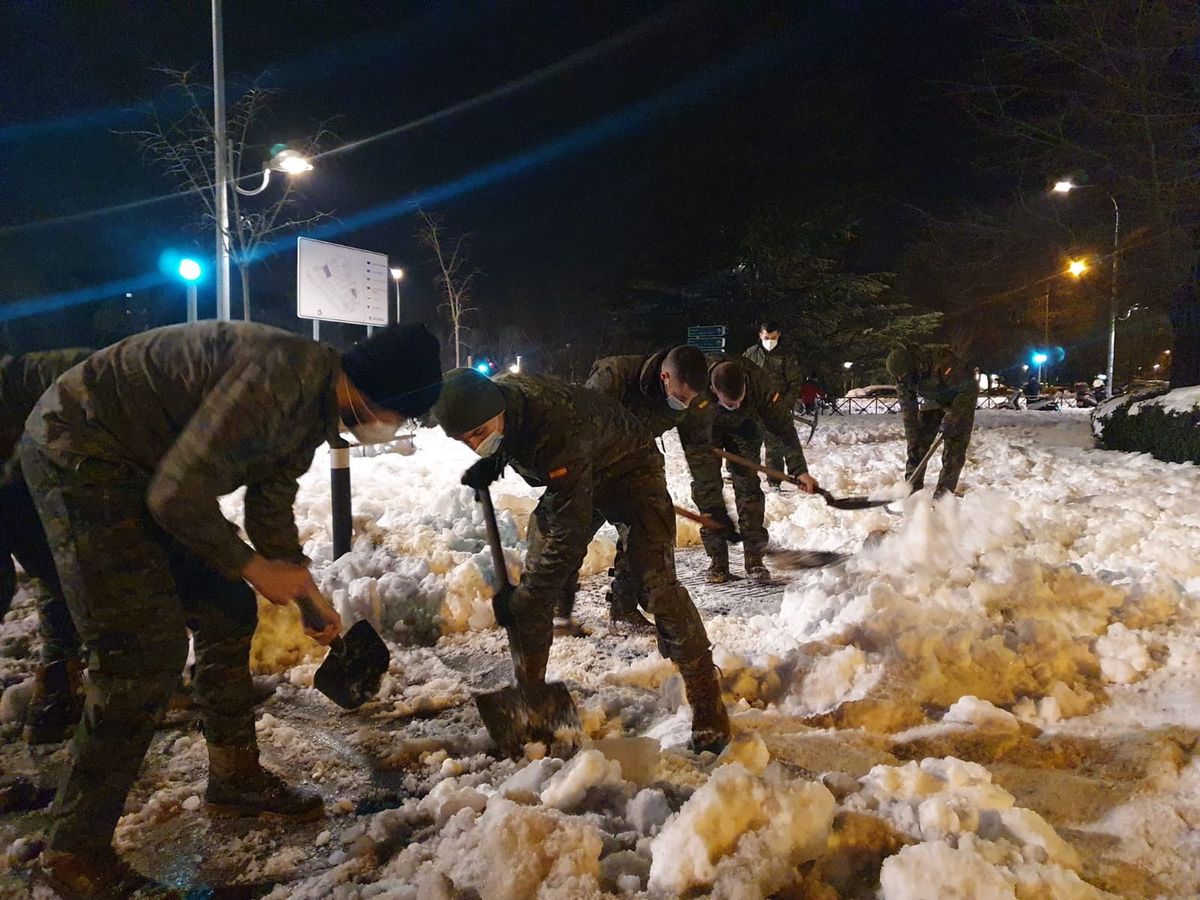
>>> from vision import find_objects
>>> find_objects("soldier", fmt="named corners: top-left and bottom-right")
top-left (432, 367), bottom-right (730, 754)
top-left (886, 346), bottom-right (978, 497)
top-left (743, 321), bottom-right (805, 490)
top-left (0, 349), bottom-right (91, 745)
top-left (691, 357), bottom-right (818, 584)
top-left (21, 321), bottom-right (441, 898)
top-left (548, 345), bottom-right (734, 634)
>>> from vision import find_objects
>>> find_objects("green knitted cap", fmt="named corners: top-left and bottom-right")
top-left (432, 367), bottom-right (506, 435)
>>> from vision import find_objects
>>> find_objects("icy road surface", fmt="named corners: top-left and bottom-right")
top-left (2, 409), bottom-right (1198, 898)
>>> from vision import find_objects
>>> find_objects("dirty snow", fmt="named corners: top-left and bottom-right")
top-left (2, 409), bottom-right (1199, 898)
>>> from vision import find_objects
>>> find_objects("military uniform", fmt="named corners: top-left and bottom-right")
top-left (561, 351), bottom-right (725, 622)
top-left (686, 356), bottom-right (808, 565)
top-left (743, 341), bottom-right (805, 482)
top-left (0, 350), bottom-right (90, 671)
top-left (893, 347), bottom-right (978, 495)
top-left (21, 322), bottom-right (342, 858)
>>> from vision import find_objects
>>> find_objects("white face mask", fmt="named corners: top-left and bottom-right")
top-left (474, 430), bottom-right (504, 458)
top-left (719, 398), bottom-right (742, 411)
top-left (666, 394), bottom-right (689, 411)
top-left (344, 387), bottom-right (399, 444)
top-left (761, 338), bottom-right (778, 352)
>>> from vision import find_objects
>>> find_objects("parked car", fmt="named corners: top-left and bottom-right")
top-left (845, 384), bottom-right (898, 399)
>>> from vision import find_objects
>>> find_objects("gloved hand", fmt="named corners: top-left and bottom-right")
top-left (462, 455), bottom-right (505, 491)
top-left (492, 583), bottom-right (516, 629)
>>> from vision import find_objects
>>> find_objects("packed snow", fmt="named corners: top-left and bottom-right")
top-left (2, 408), bottom-right (1199, 898)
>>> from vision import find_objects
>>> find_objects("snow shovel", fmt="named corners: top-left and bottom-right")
top-left (473, 487), bottom-right (581, 758)
top-left (714, 449), bottom-right (893, 510)
top-left (296, 596), bottom-right (390, 710)
top-left (673, 504), bottom-right (742, 542)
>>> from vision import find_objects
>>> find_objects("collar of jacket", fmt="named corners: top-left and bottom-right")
top-left (637, 348), bottom-right (670, 401)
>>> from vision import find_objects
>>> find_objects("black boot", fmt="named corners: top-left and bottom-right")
top-left (607, 591), bottom-right (655, 633)
top-left (705, 543), bottom-right (730, 584)
top-left (24, 658), bottom-right (83, 745)
top-left (205, 744), bottom-right (324, 821)
top-left (744, 551), bottom-right (771, 584)
top-left (677, 652), bottom-right (731, 754)
top-left (37, 847), bottom-right (174, 899)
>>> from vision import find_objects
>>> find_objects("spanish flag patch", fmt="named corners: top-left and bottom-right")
top-left (549, 466), bottom-right (569, 480)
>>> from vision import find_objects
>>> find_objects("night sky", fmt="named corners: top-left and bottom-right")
top-left (0, 1), bottom-right (986, 351)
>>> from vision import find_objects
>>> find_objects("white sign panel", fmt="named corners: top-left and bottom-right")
top-left (297, 237), bottom-right (389, 326)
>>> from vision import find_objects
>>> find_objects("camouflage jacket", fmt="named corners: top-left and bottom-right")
top-left (743, 341), bottom-right (804, 401)
top-left (894, 347), bottom-right (978, 433)
top-left (1, 348), bottom-right (92, 477)
top-left (585, 350), bottom-right (725, 514)
top-left (693, 355), bottom-right (808, 475)
top-left (26, 322), bottom-right (342, 579)
top-left (491, 373), bottom-right (661, 603)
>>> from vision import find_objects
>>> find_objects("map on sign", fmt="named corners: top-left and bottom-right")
top-left (297, 237), bottom-right (389, 326)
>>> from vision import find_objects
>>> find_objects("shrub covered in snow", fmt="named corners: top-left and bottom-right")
top-left (1093, 385), bottom-right (1200, 464)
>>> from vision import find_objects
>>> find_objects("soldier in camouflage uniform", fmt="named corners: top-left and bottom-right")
top-left (743, 321), bottom-right (805, 490)
top-left (0, 349), bottom-right (91, 744)
top-left (886, 346), bottom-right (978, 497)
top-left (547, 346), bottom-right (734, 634)
top-left (433, 367), bottom-right (730, 754)
top-left (688, 356), bottom-right (819, 583)
top-left (21, 321), bottom-right (441, 898)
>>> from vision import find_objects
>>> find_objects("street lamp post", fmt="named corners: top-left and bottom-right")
top-left (212, 0), bottom-right (231, 322)
top-left (178, 258), bottom-right (203, 323)
top-left (390, 267), bottom-right (405, 324)
top-left (1052, 180), bottom-right (1120, 397)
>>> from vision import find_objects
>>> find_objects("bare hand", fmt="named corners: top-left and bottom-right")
top-left (795, 473), bottom-right (819, 494)
top-left (242, 556), bottom-right (321, 607)
top-left (297, 593), bottom-right (342, 646)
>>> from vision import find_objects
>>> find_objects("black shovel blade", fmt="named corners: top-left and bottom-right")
top-left (313, 620), bottom-right (390, 710)
top-left (766, 548), bottom-right (850, 569)
top-left (818, 489), bottom-right (893, 510)
top-left (474, 681), bottom-right (581, 758)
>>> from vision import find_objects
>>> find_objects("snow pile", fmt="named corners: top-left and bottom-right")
top-left (1126, 385), bottom-right (1200, 417)
top-left (852, 758), bottom-right (1109, 899)
top-left (740, 488), bottom-right (1182, 730)
top-left (648, 762), bottom-right (835, 897)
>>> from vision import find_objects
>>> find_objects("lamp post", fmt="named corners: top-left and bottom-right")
top-left (1052, 180), bottom-right (1120, 397)
top-left (842, 360), bottom-right (853, 395)
top-left (178, 258), bottom-right (202, 323)
top-left (1032, 351), bottom-right (1049, 386)
top-left (390, 267), bottom-right (405, 324)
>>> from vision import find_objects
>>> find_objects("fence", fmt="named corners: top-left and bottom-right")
top-left (827, 394), bottom-right (1026, 415)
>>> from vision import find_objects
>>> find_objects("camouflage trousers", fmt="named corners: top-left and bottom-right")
top-left (0, 472), bottom-right (80, 667)
top-left (19, 441), bottom-right (258, 857)
top-left (514, 462), bottom-right (711, 682)
top-left (906, 401), bottom-right (976, 496)
top-left (703, 419), bottom-right (769, 559)
top-left (762, 397), bottom-right (800, 484)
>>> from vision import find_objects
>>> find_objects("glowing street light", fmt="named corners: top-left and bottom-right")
top-left (389, 266), bottom-right (405, 324)
top-left (1032, 351), bottom-right (1049, 384)
top-left (1051, 175), bottom-right (1121, 397)
top-left (1067, 258), bottom-right (1088, 278)
top-left (177, 257), bottom-right (203, 323)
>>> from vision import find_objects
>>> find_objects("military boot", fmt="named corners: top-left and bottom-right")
top-left (744, 551), bottom-right (771, 584)
top-left (205, 744), bottom-right (324, 821)
top-left (677, 652), bottom-right (731, 754)
top-left (606, 590), bottom-right (655, 633)
top-left (24, 658), bottom-right (83, 745)
top-left (37, 847), bottom-right (175, 899)
top-left (705, 543), bottom-right (730, 584)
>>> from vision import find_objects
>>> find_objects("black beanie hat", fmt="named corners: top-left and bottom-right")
top-left (340, 323), bottom-right (442, 416)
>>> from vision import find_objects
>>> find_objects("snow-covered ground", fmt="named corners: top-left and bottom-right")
top-left (2, 409), bottom-right (1198, 898)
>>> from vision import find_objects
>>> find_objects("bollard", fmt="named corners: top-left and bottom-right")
top-left (330, 434), bottom-right (352, 559)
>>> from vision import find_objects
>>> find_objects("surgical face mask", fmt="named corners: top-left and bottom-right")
top-left (344, 390), bottom-right (399, 444)
top-left (761, 338), bottom-right (778, 352)
top-left (666, 393), bottom-right (689, 411)
top-left (719, 397), bottom-right (742, 411)
top-left (474, 430), bottom-right (504, 458)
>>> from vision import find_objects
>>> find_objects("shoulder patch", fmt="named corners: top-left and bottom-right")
top-left (549, 466), bottom-right (569, 480)
top-left (696, 398), bottom-right (709, 409)
top-left (771, 392), bottom-right (781, 403)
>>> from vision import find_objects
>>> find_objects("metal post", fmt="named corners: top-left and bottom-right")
top-left (367, 326), bottom-right (374, 338)
top-left (1107, 194), bottom-right (1120, 398)
top-left (329, 435), bottom-right (352, 559)
top-left (393, 275), bottom-right (401, 324)
top-left (212, 0), bottom-right (231, 321)
top-left (312, 319), bottom-right (320, 341)
top-left (187, 283), bottom-right (198, 324)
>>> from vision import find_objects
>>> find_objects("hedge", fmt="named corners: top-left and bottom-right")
top-left (1093, 387), bottom-right (1200, 464)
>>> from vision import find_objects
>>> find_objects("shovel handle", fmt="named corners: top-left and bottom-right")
top-left (476, 488), bottom-right (513, 590)
top-left (295, 594), bottom-right (340, 644)
top-left (673, 504), bottom-right (743, 543)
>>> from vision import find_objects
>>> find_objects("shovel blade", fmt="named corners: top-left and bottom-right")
top-left (766, 548), bottom-right (849, 569)
top-left (313, 620), bottom-right (390, 710)
top-left (474, 681), bottom-right (581, 758)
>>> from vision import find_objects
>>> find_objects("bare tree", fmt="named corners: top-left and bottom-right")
top-left (126, 69), bottom-right (332, 320)
top-left (418, 211), bottom-right (479, 367)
